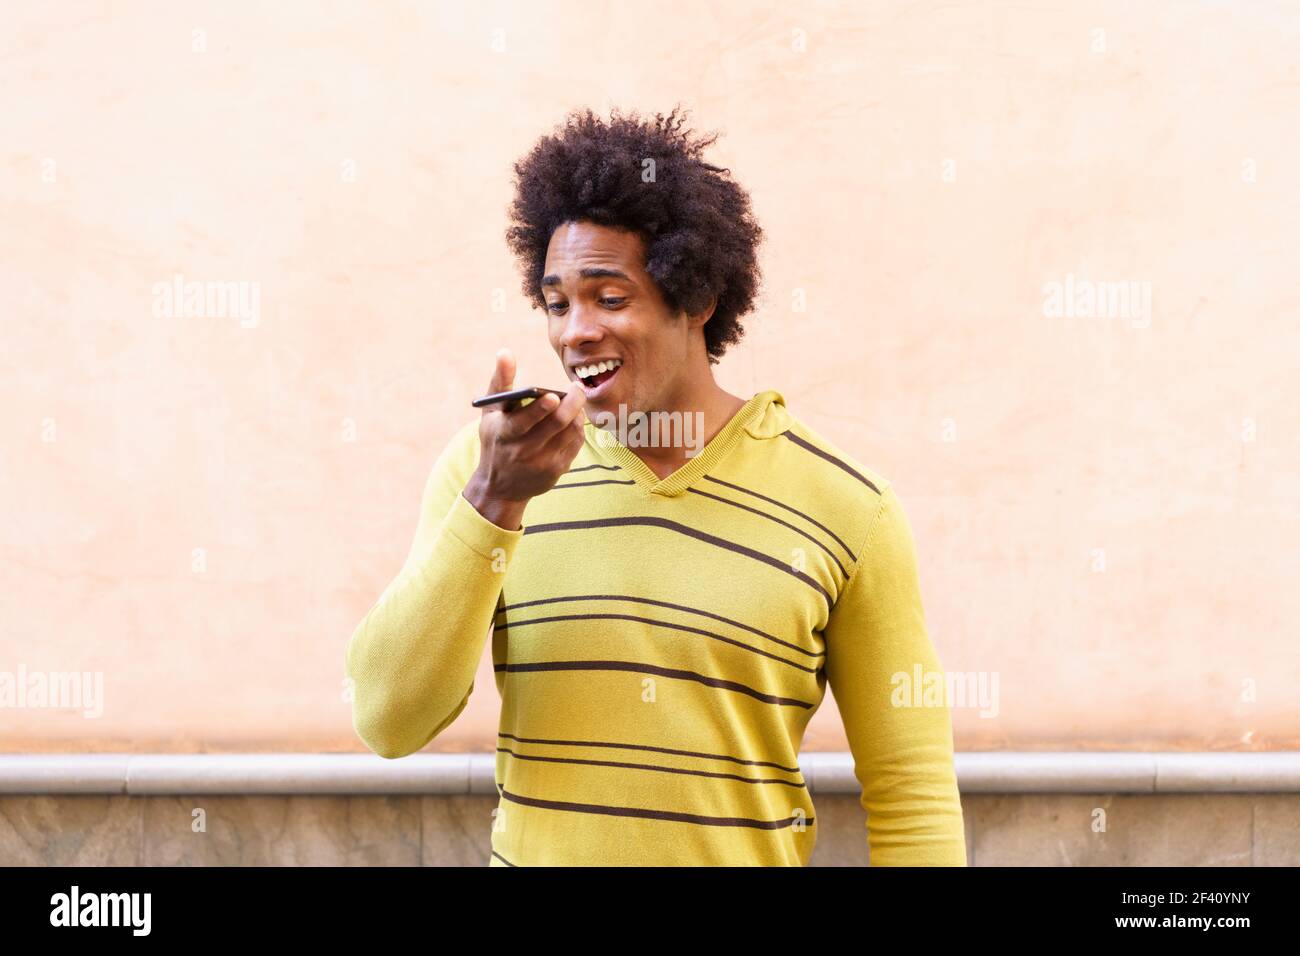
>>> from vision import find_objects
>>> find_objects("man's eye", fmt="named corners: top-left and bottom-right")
top-left (546, 298), bottom-right (622, 312)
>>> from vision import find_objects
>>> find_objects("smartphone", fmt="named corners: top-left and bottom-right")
top-left (471, 386), bottom-right (569, 409)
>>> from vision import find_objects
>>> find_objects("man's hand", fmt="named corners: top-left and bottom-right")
top-left (463, 348), bottom-right (587, 530)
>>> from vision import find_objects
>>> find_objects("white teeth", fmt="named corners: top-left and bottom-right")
top-left (577, 358), bottom-right (622, 379)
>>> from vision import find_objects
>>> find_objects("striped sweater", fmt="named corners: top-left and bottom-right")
top-left (346, 389), bottom-right (966, 866)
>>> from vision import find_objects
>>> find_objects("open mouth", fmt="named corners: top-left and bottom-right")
top-left (575, 358), bottom-right (623, 394)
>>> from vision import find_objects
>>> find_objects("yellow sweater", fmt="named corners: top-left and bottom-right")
top-left (346, 389), bottom-right (966, 866)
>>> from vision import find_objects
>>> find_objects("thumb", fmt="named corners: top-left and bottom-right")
top-left (487, 347), bottom-right (515, 395)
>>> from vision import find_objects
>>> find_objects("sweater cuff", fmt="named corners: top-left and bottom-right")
top-left (444, 489), bottom-right (526, 559)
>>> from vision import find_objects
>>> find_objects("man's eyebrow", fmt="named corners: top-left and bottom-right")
top-left (541, 267), bottom-right (633, 287)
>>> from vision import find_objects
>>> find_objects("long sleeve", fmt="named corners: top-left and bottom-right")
top-left (345, 418), bottom-right (523, 759)
top-left (822, 482), bottom-right (967, 866)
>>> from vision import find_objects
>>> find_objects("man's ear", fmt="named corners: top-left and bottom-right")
top-left (685, 294), bottom-right (718, 329)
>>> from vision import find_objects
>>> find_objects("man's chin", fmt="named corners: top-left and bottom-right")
top-left (585, 395), bottom-right (630, 426)
top-left (582, 382), bottom-right (625, 414)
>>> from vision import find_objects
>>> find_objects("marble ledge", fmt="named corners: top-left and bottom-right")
top-left (2, 752), bottom-right (1300, 795)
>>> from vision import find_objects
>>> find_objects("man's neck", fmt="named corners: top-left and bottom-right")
top-left (629, 381), bottom-right (747, 481)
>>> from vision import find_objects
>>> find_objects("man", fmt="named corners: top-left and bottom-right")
top-left (346, 107), bottom-right (966, 866)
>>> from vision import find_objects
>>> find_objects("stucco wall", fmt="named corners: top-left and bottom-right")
top-left (2, 1), bottom-right (1296, 752)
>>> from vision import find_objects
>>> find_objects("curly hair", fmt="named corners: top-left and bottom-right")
top-left (505, 105), bottom-right (764, 364)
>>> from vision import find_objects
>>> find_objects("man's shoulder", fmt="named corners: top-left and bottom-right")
top-left (768, 409), bottom-right (893, 504)
top-left (742, 405), bottom-right (900, 561)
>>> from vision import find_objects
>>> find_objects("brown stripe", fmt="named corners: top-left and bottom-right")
top-left (496, 746), bottom-right (807, 790)
top-left (566, 463), bottom-right (623, 474)
top-left (700, 474), bottom-right (858, 560)
top-left (498, 594), bottom-right (823, 661)
top-left (495, 612), bottom-right (818, 673)
top-left (498, 731), bottom-right (803, 775)
top-left (493, 660), bottom-right (816, 708)
top-left (522, 516), bottom-right (833, 610)
top-left (499, 786), bottom-right (813, 830)
top-left (491, 850), bottom-right (517, 867)
top-left (780, 430), bottom-right (881, 494)
top-left (687, 486), bottom-right (849, 577)
top-left (550, 478), bottom-right (637, 490)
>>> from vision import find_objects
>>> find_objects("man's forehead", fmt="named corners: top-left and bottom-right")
top-left (543, 229), bottom-right (644, 284)
top-left (540, 264), bottom-right (635, 288)
top-left (547, 222), bottom-right (641, 257)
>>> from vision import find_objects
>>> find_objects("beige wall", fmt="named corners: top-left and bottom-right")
top-left (2, 1), bottom-right (1296, 753)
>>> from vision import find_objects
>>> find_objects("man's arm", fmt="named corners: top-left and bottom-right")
top-left (822, 482), bottom-right (967, 866)
top-left (345, 419), bottom-right (522, 759)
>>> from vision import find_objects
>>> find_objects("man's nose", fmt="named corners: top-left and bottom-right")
top-left (559, 303), bottom-right (605, 347)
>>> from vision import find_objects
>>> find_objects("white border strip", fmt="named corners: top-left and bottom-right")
top-left (1, 752), bottom-right (1298, 795)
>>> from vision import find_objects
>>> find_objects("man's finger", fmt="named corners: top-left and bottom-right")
top-left (530, 381), bottom-right (587, 447)
top-left (499, 390), bottom-right (562, 440)
top-left (486, 348), bottom-right (515, 396)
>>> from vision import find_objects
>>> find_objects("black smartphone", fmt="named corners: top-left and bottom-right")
top-left (471, 386), bottom-right (568, 409)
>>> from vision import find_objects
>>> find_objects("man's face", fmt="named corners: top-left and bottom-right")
top-left (543, 220), bottom-right (688, 418)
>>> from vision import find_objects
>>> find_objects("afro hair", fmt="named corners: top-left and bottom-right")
top-left (505, 105), bottom-right (764, 364)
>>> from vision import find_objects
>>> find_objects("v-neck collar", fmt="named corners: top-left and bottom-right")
top-left (585, 390), bottom-right (781, 497)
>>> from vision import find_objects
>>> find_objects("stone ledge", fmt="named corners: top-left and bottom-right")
top-left (2, 752), bottom-right (1299, 794)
